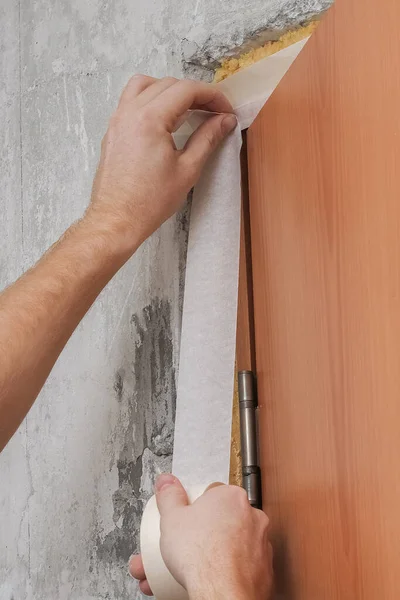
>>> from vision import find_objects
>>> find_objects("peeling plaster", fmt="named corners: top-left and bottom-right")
top-left (181, 0), bottom-right (332, 78)
top-left (95, 297), bottom-right (175, 569)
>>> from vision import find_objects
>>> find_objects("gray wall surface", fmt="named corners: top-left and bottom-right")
top-left (0, 0), bottom-right (330, 598)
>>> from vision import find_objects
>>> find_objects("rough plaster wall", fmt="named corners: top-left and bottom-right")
top-left (0, 0), bottom-right (327, 598)
top-left (182, 0), bottom-right (332, 78)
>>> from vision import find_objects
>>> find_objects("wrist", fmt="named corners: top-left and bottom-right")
top-left (78, 206), bottom-right (142, 264)
top-left (54, 214), bottom-right (139, 291)
top-left (187, 574), bottom-right (257, 600)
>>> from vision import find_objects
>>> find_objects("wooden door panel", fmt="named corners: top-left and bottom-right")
top-left (247, 0), bottom-right (400, 598)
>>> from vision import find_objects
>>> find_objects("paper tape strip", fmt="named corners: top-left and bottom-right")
top-left (217, 38), bottom-right (308, 129)
top-left (172, 125), bottom-right (242, 487)
top-left (172, 38), bottom-right (308, 488)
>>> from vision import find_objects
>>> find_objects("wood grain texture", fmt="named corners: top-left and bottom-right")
top-left (247, 0), bottom-right (400, 598)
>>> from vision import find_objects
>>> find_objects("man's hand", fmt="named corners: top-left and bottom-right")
top-left (129, 475), bottom-right (273, 600)
top-left (0, 76), bottom-right (236, 452)
top-left (87, 75), bottom-right (236, 257)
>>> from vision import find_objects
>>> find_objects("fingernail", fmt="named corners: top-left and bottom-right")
top-left (155, 473), bottom-right (176, 493)
top-left (222, 113), bottom-right (237, 134)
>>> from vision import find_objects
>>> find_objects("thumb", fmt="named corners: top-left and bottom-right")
top-left (155, 474), bottom-right (189, 517)
top-left (181, 113), bottom-right (237, 176)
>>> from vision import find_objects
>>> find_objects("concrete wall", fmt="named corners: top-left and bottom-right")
top-left (0, 1), bottom-right (330, 598)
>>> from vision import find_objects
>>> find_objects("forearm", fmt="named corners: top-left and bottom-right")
top-left (0, 215), bottom-right (136, 451)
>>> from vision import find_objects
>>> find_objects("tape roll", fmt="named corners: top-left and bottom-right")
top-left (140, 484), bottom-right (209, 600)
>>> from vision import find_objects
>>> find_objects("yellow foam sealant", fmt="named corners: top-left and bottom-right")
top-left (215, 21), bottom-right (319, 83)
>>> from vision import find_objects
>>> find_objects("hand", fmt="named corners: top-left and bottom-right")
top-left (86, 75), bottom-right (236, 258)
top-left (129, 474), bottom-right (273, 599)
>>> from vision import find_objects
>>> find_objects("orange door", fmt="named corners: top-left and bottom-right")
top-left (247, 0), bottom-right (400, 598)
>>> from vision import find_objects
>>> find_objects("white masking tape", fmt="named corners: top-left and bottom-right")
top-left (140, 485), bottom-right (209, 600)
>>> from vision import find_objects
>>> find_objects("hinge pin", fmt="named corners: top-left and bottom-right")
top-left (238, 370), bottom-right (262, 508)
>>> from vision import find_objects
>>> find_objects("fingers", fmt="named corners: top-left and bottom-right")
top-left (150, 80), bottom-right (234, 130)
top-left (129, 555), bottom-right (154, 596)
top-left (133, 76), bottom-right (178, 108)
top-left (129, 554), bottom-right (146, 580)
top-left (155, 474), bottom-right (189, 517)
top-left (118, 76), bottom-right (234, 137)
top-left (181, 113), bottom-right (237, 175)
top-left (119, 75), bottom-right (156, 106)
top-left (139, 579), bottom-right (153, 596)
top-left (129, 554), bottom-right (153, 596)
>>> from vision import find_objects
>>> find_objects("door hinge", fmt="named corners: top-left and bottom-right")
top-left (238, 370), bottom-right (262, 508)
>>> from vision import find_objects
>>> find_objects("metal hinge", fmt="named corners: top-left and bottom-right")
top-left (238, 370), bottom-right (262, 508)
